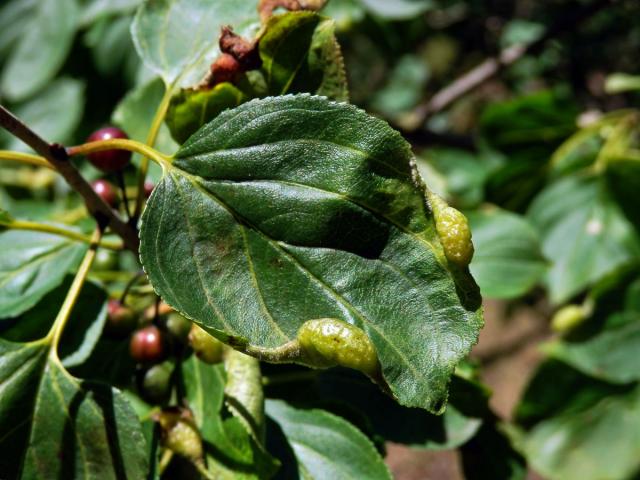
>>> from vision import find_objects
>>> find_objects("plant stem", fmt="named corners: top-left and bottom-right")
top-left (0, 150), bottom-right (54, 169)
top-left (67, 138), bottom-right (170, 168)
top-left (134, 86), bottom-right (174, 220)
top-left (7, 219), bottom-right (123, 250)
top-left (46, 228), bottom-right (102, 355)
top-left (0, 104), bottom-right (139, 252)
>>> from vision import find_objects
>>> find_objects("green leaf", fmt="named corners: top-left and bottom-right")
top-left (0, 277), bottom-right (108, 368)
top-left (0, 0), bottom-right (78, 101)
top-left (527, 175), bottom-right (640, 304)
top-left (309, 369), bottom-right (486, 450)
top-left (84, 15), bottom-right (140, 81)
top-left (166, 83), bottom-right (247, 145)
top-left (2, 78), bottom-right (85, 152)
top-left (605, 73), bottom-right (640, 94)
top-left (260, 12), bottom-right (348, 100)
top-left (266, 399), bottom-right (391, 479)
top-left (0, 339), bottom-right (149, 479)
top-left (131, 0), bottom-right (259, 87)
top-left (0, 230), bottom-right (87, 319)
top-left (181, 356), bottom-right (279, 479)
top-left (112, 77), bottom-right (178, 181)
top-left (522, 384), bottom-right (640, 480)
top-left (466, 208), bottom-right (547, 299)
top-left (545, 313), bottom-right (640, 384)
top-left (80, 0), bottom-right (141, 26)
top-left (0, 0), bottom-right (37, 59)
top-left (140, 94), bottom-right (482, 412)
top-left (358, 0), bottom-right (435, 19)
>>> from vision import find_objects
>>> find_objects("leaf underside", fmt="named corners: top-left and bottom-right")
top-left (140, 94), bottom-right (482, 412)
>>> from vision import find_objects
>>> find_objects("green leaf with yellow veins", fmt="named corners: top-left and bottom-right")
top-left (139, 94), bottom-right (482, 413)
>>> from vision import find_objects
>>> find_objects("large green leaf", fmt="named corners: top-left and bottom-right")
top-left (131, 0), bottom-right (259, 87)
top-left (0, 0), bottom-right (78, 102)
top-left (260, 12), bottom-right (348, 100)
top-left (0, 339), bottom-right (149, 479)
top-left (466, 208), bottom-right (547, 299)
top-left (0, 277), bottom-right (108, 368)
top-left (266, 399), bottom-right (391, 479)
top-left (0, 230), bottom-right (87, 319)
top-left (140, 95), bottom-right (482, 412)
top-left (523, 384), bottom-right (640, 480)
top-left (527, 174), bottom-right (640, 304)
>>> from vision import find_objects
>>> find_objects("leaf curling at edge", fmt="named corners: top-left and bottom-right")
top-left (139, 94), bottom-right (483, 413)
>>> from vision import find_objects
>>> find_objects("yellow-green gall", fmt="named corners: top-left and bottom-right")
top-left (297, 318), bottom-right (379, 376)
top-left (428, 191), bottom-right (474, 266)
top-left (189, 324), bottom-right (224, 364)
top-left (154, 408), bottom-right (203, 465)
top-left (551, 305), bottom-right (587, 333)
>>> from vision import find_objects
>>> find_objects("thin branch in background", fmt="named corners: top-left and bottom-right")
top-left (410, 0), bottom-right (613, 128)
top-left (0, 104), bottom-right (140, 252)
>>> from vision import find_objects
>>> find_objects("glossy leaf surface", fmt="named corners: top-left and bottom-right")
top-left (0, 340), bottom-right (148, 479)
top-left (266, 399), bottom-right (391, 479)
top-left (140, 94), bottom-right (482, 412)
top-left (0, 230), bottom-right (87, 319)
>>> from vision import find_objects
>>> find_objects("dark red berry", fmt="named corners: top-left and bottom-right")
top-left (105, 299), bottom-right (137, 337)
top-left (144, 181), bottom-right (155, 198)
top-left (130, 325), bottom-right (166, 364)
top-left (91, 179), bottom-right (118, 207)
top-left (86, 126), bottom-right (132, 173)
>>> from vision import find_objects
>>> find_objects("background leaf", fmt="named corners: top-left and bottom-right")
top-left (131, 0), bottom-right (259, 87)
top-left (527, 174), bottom-right (640, 304)
top-left (0, 230), bottom-right (87, 319)
top-left (266, 399), bottom-right (391, 480)
top-left (140, 94), bottom-right (482, 412)
top-left (466, 208), bottom-right (547, 299)
top-left (0, 0), bottom-right (78, 102)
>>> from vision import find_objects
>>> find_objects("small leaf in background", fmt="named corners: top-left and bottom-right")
top-left (370, 54), bottom-right (429, 119)
top-left (0, 339), bottom-right (149, 479)
top-left (466, 208), bottom-right (547, 299)
top-left (112, 77), bottom-right (178, 181)
top-left (166, 83), bottom-right (246, 144)
top-left (260, 12), bottom-right (349, 101)
top-left (527, 175), bottom-right (640, 305)
top-left (481, 90), bottom-right (579, 210)
top-left (140, 95), bottom-right (483, 412)
top-left (0, 277), bottom-right (108, 368)
top-left (1, 78), bottom-right (85, 152)
top-left (605, 72), bottom-right (640, 94)
top-left (416, 148), bottom-right (502, 209)
top-left (545, 312), bottom-right (640, 384)
top-left (131, 0), bottom-right (259, 87)
top-left (0, 230), bottom-right (87, 319)
top-left (0, 0), bottom-right (78, 102)
top-left (320, 0), bottom-right (365, 30)
top-left (80, 0), bottom-right (141, 26)
top-left (358, 0), bottom-right (435, 20)
top-left (266, 399), bottom-right (392, 480)
top-left (522, 383), bottom-right (640, 480)
top-left (0, 0), bottom-right (38, 59)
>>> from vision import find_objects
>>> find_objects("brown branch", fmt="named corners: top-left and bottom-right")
top-left (410, 0), bottom-right (613, 128)
top-left (0, 105), bottom-right (139, 252)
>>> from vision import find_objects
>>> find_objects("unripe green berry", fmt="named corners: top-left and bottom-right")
top-left (164, 313), bottom-right (192, 344)
top-left (155, 408), bottom-right (203, 465)
top-left (297, 318), bottom-right (379, 376)
top-left (188, 324), bottom-right (224, 364)
top-left (141, 361), bottom-right (172, 404)
top-left (551, 305), bottom-right (587, 333)
top-left (428, 192), bottom-right (474, 266)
